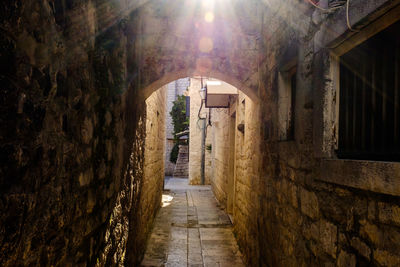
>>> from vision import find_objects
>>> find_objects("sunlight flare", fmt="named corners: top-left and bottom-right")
top-left (205, 12), bottom-right (215, 23)
top-left (202, 0), bottom-right (215, 9)
top-left (199, 37), bottom-right (214, 53)
top-left (162, 194), bottom-right (174, 207)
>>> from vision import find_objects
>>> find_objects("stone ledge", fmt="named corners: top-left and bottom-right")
top-left (317, 159), bottom-right (400, 196)
top-left (314, 0), bottom-right (400, 52)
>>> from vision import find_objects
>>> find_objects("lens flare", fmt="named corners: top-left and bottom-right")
top-left (202, 0), bottom-right (214, 9)
top-left (205, 12), bottom-right (214, 23)
top-left (199, 37), bottom-right (213, 53)
top-left (196, 57), bottom-right (213, 75)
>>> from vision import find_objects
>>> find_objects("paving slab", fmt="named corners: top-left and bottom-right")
top-left (140, 178), bottom-right (245, 267)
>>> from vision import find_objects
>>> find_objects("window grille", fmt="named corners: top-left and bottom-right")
top-left (337, 20), bottom-right (400, 161)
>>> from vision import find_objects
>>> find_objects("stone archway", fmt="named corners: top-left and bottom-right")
top-left (141, 70), bottom-right (259, 101)
top-left (122, 0), bottom-right (264, 101)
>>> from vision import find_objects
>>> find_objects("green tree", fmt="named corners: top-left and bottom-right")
top-left (169, 95), bottom-right (189, 163)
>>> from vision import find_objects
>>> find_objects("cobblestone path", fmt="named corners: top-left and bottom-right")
top-left (140, 178), bottom-right (245, 267)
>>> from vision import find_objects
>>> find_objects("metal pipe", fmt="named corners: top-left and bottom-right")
top-left (199, 76), bottom-right (206, 185)
top-left (200, 117), bottom-right (206, 185)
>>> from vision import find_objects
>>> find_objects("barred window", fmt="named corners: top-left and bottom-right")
top-left (337, 20), bottom-right (400, 161)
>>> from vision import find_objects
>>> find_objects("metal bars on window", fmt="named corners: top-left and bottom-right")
top-left (337, 20), bottom-right (400, 161)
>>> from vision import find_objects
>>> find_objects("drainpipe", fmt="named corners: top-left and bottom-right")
top-left (199, 79), bottom-right (207, 185)
top-left (200, 118), bottom-right (206, 185)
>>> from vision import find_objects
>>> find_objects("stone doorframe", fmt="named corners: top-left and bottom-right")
top-left (313, 0), bottom-right (400, 196)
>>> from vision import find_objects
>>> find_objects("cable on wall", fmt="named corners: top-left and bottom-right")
top-left (306, 0), bottom-right (360, 32)
top-left (346, 0), bottom-right (360, 32)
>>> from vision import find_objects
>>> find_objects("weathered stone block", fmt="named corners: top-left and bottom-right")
top-left (350, 236), bottom-right (371, 260)
top-left (289, 182), bottom-right (298, 208)
top-left (309, 240), bottom-right (320, 257)
top-left (81, 117), bottom-right (93, 144)
top-left (310, 222), bottom-right (320, 241)
top-left (300, 188), bottom-right (319, 219)
top-left (374, 249), bottom-right (400, 267)
top-left (86, 190), bottom-right (96, 213)
top-left (319, 219), bottom-right (337, 258)
top-left (378, 202), bottom-right (400, 227)
top-left (79, 168), bottom-right (93, 186)
top-left (337, 250), bottom-right (356, 267)
top-left (359, 220), bottom-right (382, 246)
top-left (368, 200), bottom-right (376, 221)
top-left (282, 206), bottom-right (301, 227)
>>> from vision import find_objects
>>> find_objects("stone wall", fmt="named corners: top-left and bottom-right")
top-left (164, 139), bottom-right (175, 176)
top-left (236, 1), bottom-right (400, 266)
top-left (209, 108), bottom-right (231, 208)
top-left (188, 77), bottom-right (212, 185)
top-left (208, 91), bottom-right (261, 264)
top-left (231, 92), bottom-right (261, 264)
top-left (133, 86), bottom-right (167, 262)
top-left (204, 1), bottom-right (400, 266)
top-left (165, 83), bottom-right (176, 141)
top-left (0, 0), bottom-right (160, 265)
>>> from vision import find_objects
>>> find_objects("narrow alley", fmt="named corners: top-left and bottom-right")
top-left (1, 0), bottom-right (400, 266)
top-left (141, 178), bottom-right (244, 267)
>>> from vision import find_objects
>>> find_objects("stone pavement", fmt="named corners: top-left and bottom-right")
top-left (140, 178), bottom-right (245, 267)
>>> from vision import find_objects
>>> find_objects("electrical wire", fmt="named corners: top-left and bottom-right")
top-left (197, 76), bottom-right (207, 131)
top-left (197, 76), bottom-right (206, 120)
top-left (197, 98), bottom-right (204, 119)
top-left (197, 118), bottom-right (204, 130)
top-left (307, 0), bottom-right (360, 33)
top-left (346, 0), bottom-right (360, 32)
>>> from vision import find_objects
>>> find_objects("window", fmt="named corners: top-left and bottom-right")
top-left (278, 65), bottom-right (297, 141)
top-left (288, 68), bottom-right (297, 140)
top-left (337, 20), bottom-right (400, 161)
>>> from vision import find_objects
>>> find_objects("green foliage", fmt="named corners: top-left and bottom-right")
top-left (170, 95), bottom-right (189, 138)
top-left (206, 144), bottom-right (212, 151)
top-left (170, 95), bottom-right (189, 163)
top-left (170, 142), bottom-right (180, 164)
